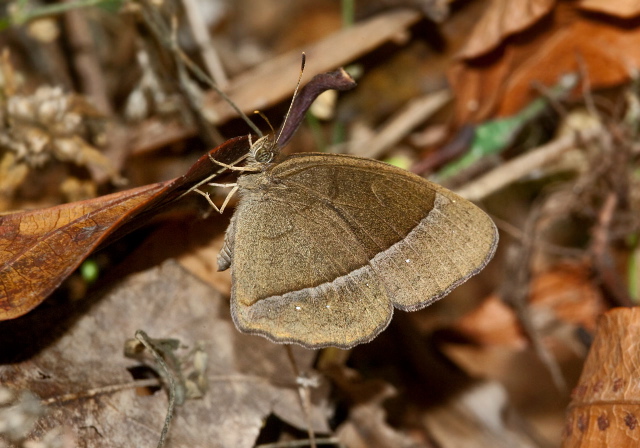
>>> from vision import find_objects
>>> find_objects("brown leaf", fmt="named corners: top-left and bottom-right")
top-left (0, 261), bottom-right (330, 447)
top-left (450, 2), bottom-right (640, 124)
top-left (578, 0), bottom-right (640, 18)
top-left (450, 262), bottom-right (605, 349)
top-left (528, 263), bottom-right (606, 333)
top-left (327, 366), bottom-right (422, 448)
top-left (128, 9), bottom-right (420, 155)
top-left (562, 307), bottom-right (640, 447)
top-left (0, 136), bottom-right (250, 321)
top-left (440, 340), bottom-right (577, 445)
top-left (453, 294), bottom-right (527, 348)
top-left (0, 182), bottom-right (167, 320)
top-left (457, 0), bottom-right (556, 59)
top-left (423, 380), bottom-right (547, 448)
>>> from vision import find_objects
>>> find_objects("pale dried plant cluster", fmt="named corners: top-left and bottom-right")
top-left (0, 51), bottom-right (123, 210)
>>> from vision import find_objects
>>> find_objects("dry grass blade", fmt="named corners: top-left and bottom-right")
top-left (203, 8), bottom-right (421, 124)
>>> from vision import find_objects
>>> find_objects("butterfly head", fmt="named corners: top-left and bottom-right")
top-left (248, 134), bottom-right (278, 167)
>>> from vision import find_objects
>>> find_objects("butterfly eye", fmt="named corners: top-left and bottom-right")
top-left (251, 136), bottom-right (276, 163)
top-left (254, 147), bottom-right (275, 163)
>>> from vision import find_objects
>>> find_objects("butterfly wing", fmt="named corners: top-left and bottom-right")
top-left (225, 153), bottom-right (498, 349)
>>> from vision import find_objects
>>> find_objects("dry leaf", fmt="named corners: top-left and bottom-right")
top-left (0, 261), bottom-right (330, 447)
top-left (423, 381), bottom-right (545, 448)
top-left (450, 263), bottom-right (604, 349)
top-left (328, 365), bottom-right (423, 448)
top-left (453, 294), bottom-right (527, 348)
top-left (529, 263), bottom-right (606, 333)
top-left (578, 0), bottom-right (640, 18)
top-left (457, 0), bottom-right (556, 59)
top-left (450, 2), bottom-right (640, 124)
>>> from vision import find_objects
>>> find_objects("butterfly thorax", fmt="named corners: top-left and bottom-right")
top-left (237, 164), bottom-right (284, 194)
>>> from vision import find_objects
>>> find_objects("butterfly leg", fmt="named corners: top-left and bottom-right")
top-left (193, 183), bottom-right (238, 214)
top-left (210, 183), bottom-right (239, 214)
top-left (193, 188), bottom-right (221, 213)
top-left (207, 153), bottom-right (258, 172)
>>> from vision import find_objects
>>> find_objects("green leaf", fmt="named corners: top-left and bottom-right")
top-left (437, 74), bottom-right (578, 180)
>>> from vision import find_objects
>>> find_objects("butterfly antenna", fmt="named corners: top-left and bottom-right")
top-left (276, 52), bottom-right (306, 145)
top-left (254, 110), bottom-right (275, 135)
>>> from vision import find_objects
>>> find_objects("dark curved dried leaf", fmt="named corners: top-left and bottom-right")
top-left (0, 136), bottom-right (250, 321)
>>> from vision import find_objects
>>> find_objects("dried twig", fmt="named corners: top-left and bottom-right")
top-left (137, 0), bottom-right (224, 146)
top-left (456, 126), bottom-right (601, 201)
top-left (181, 0), bottom-right (228, 88)
top-left (348, 89), bottom-right (452, 159)
top-left (40, 378), bottom-right (161, 406)
top-left (135, 330), bottom-right (179, 448)
top-left (590, 192), bottom-right (634, 306)
top-left (285, 345), bottom-right (318, 448)
top-left (500, 209), bottom-right (568, 393)
top-left (64, 8), bottom-right (112, 114)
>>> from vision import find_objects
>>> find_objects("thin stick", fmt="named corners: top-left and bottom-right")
top-left (455, 126), bottom-right (601, 201)
top-left (349, 89), bottom-right (451, 158)
top-left (136, 330), bottom-right (177, 448)
top-left (176, 48), bottom-right (263, 137)
top-left (256, 438), bottom-right (342, 448)
top-left (40, 378), bottom-right (161, 406)
top-left (139, 0), bottom-right (261, 138)
top-left (285, 345), bottom-right (317, 448)
top-left (181, 0), bottom-right (229, 88)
